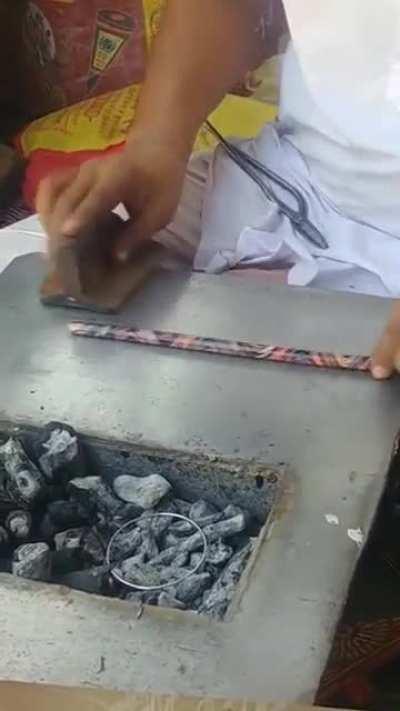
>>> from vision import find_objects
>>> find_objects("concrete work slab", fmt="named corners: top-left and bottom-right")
top-left (0, 254), bottom-right (399, 703)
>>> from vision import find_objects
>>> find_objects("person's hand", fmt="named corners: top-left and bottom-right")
top-left (371, 302), bottom-right (400, 379)
top-left (36, 133), bottom-right (189, 260)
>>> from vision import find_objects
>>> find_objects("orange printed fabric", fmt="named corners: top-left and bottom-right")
top-left (19, 0), bottom-right (166, 118)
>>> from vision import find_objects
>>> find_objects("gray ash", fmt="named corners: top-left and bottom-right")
top-left (0, 426), bottom-right (259, 619)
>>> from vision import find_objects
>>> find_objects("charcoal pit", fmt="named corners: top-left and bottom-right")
top-left (0, 422), bottom-right (281, 620)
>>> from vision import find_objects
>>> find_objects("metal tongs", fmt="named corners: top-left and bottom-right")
top-left (206, 121), bottom-right (329, 250)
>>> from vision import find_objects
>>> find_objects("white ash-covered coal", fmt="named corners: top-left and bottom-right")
top-left (0, 424), bottom-right (272, 619)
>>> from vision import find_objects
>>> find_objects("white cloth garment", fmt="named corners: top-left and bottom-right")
top-left (281, 0), bottom-right (400, 229)
top-left (194, 123), bottom-right (400, 297)
top-left (193, 0), bottom-right (400, 297)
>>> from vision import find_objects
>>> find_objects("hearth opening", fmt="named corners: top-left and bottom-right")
top-left (0, 422), bottom-right (282, 620)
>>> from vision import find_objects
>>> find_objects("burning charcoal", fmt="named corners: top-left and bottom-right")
top-left (40, 513), bottom-right (60, 540)
top-left (152, 513), bottom-right (246, 566)
top-left (114, 560), bottom-right (151, 587)
top-left (174, 550), bottom-right (189, 567)
top-left (199, 542), bottom-right (254, 619)
top-left (69, 475), bottom-right (102, 496)
top-left (51, 551), bottom-right (82, 577)
top-left (196, 513), bottom-right (223, 528)
top-left (167, 521), bottom-right (193, 538)
top-left (97, 490), bottom-right (127, 518)
top-left (141, 513), bottom-right (173, 541)
top-left (112, 503), bottom-right (142, 527)
top-left (151, 548), bottom-right (178, 567)
top-left (112, 474), bottom-right (171, 510)
top-left (45, 484), bottom-right (66, 502)
top-left (114, 551), bottom-right (146, 574)
top-left (49, 500), bottom-right (90, 528)
top-left (170, 512), bottom-right (222, 537)
top-left (115, 558), bottom-right (179, 588)
top-left (13, 542), bottom-right (51, 581)
top-left (169, 499), bottom-right (191, 516)
top-left (56, 565), bottom-right (110, 595)
top-left (94, 512), bottom-right (110, 537)
top-left (35, 422), bottom-right (85, 482)
top-left (192, 597), bottom-right (204, 611)
top-left (0, 465), bottom-right (15, 514)
top-left (40, 513), bottom-right (55, 540)
top-left (151, 517), bottom-right (172, 541)
top-left (206, 541), bottom-right (233, 566)
top-left (139, 521), bottom-right (159, 561)
top-left (223, 504), bottom-right (250, 525)
top-left (69, 476), bottom-right (121, 517)
top-left (40, 499), bottom-right (90, 540)
top-left (0, 526), bottom-right (9, 554)
top-left (51, 529), bottom-right (85, 575)
top-left (189, 500), bottom-right (218, 521)
top-left (180, 513), bottom-right (245, 554)
top-left (91, 505), bottom-right (112, 529)
top-left (190, 552), bottom-right (204, 570)
top-left (82, 528), bottom-right (105, 565)
top-left (5, 510), bottom-right (32, 540)
top-left (54, 527), bottom-right (85, 552)
top-left (173, 572), bottom-right (211, 605)
top-left (202, 514), bottom-right (247, 542)
top-left (163, 531), bottom-right (182, 548)
top-left (154, 497), bottom-right (178, 513)
top-left (228, 532), bottom-right (251, 552)
top-left (0, 438), bottom-right (46, 506)
top-left (109, 527), bottom-right (142, 564)
top-left (223, 504), bottom-right (242, 517)
top-left (184, 501), bottom-right (223, 530)
top-left (158, 592), bottom-right (187, 610)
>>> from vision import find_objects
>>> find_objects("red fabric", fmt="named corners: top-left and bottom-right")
top-left (20, 1), bottom-right (148, 117)
top-left (22, 142), bottom-right (125, 209)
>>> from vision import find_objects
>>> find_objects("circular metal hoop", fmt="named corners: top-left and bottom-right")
top-left (106, 512), bottom-right (208, 592)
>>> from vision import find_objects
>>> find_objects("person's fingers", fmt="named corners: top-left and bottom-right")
top-left (61, 183), bottom-right (119, 237)
top-left (371, 331), bottom-right (397, 379)
top-left (36, 168), bottom-right (78, 231)
top-left (371, 303), bottom-right (400, 379)
top-left (49, 168), bottom-right (95, 236)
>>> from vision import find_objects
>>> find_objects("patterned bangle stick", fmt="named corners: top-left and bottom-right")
top-left (68, 321), bottom-right (371, 373)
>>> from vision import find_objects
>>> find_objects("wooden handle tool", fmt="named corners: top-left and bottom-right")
top-left (40, 213), bottom-right (165, 313)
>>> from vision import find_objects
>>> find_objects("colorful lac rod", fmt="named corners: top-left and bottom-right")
top-left (69, 321), bottom-right (371, 374)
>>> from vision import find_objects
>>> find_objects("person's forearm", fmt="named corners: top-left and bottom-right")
top-left (128, 0), bottom-right (267, 156)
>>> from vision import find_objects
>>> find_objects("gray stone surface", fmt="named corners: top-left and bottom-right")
top-left (0, 254), bottom-right (399, 702)
top-left (12, 542), bottom-right (50, 581)
top-left (54, 528), bottom-right (85, 552)
top-left (38, 425), bottom-right (79, 480)
top-left (0, 438), bottom-right (45, 506)
top-left (199, 543), bottom-right (254, 619)
top-left (113, 473), bottom-right (171, 509)
top-left (6, 510), bottom-right (32, 540)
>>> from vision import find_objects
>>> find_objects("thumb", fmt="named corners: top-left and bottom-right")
top-left (371, 302), bottom-right (400, 379)
top-left (114, 205), bottom-right (166, 262)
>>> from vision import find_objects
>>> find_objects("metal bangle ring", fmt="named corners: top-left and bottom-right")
top-left (106, 512), bottom-right (208, 592)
